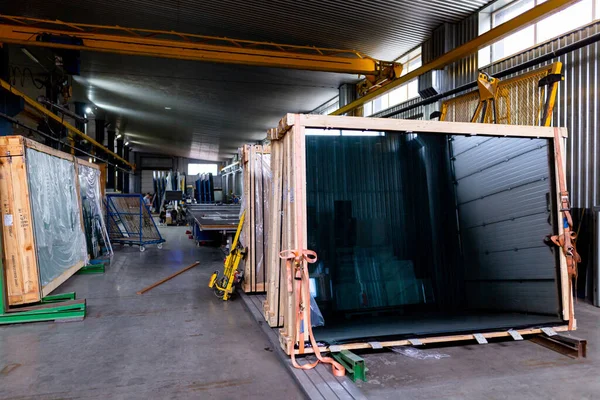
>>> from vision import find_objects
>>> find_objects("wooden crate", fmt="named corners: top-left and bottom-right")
top-left (261, 114), bottom-right (573, 354)
top-left (241, 144), bottom-right (271, 293)
top-left (0, 136), bottom-right (88, 306)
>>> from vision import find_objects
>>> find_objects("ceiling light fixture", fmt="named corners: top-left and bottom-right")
top-left (116, 134), bottom-right (122, 139)
top-left (164, 106), bottom-right (172, 110)
top-left (125, 141), bottom-right (130, 146)
top-left (85, 107), bottom-right (92, 114)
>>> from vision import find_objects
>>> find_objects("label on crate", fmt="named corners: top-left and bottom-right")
top-left (4, 214), bottom-right (13, 226)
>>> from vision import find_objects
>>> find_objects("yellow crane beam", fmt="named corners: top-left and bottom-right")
top-left (0, 15), bottom-right (400, 78)
top-left (331, 0), bottom-right (579, 116)
top-left (0, 78), bottom-right (135, 170)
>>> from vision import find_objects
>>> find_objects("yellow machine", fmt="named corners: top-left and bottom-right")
top-left (209, 211), bottom-right (246, 300)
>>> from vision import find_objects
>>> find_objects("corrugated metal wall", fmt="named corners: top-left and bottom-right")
top-left (483, 21), bottom-right (600, 209)
top-left (380, 20), bottom-right (600, 209)
top-left (451, 135), bottom-right (559, 315)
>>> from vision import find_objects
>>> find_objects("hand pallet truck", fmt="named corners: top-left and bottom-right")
top-left (208, 211), bottom-right (246, 300)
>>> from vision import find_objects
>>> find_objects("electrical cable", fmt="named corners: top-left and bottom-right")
top-left (9, 66), bottom-right (45, 89)
top-left (0, 111), bottom-right (133, 174)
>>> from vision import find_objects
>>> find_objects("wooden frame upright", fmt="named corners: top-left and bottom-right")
top-left (261, 114), bottom-right (573, 355)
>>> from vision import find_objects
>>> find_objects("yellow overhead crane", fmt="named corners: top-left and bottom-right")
top-left (0, 15), bottom-right (402, 91)
top-left (0, 0), bottom-right (577, 120)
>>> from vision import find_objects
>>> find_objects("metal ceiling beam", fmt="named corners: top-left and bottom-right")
top-left (0, 15), bottom-right (400, 77)
top-left (0, 79), bottom-right (135, 170)
top-left (330, 0), bottom-right (580, 116)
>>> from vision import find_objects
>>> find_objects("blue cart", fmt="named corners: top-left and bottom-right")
top-left (106, 194), bottom-right (166, 252)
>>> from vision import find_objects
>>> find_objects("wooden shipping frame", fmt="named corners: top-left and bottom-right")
top-left (0, 136), bottom-right (89, 306)
top-left (241, 144), bottom-right (271, 293)
top-left (261, 114), bottom-right (573, 355)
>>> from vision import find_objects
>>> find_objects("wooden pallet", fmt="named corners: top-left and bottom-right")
top-left (260, 114), bottom-right (573, 352)
top-left (0, 136), bottom-right (88, 306)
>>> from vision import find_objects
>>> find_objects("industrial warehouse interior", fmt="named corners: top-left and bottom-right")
top-left (0, 0), bottom-right (599, 399)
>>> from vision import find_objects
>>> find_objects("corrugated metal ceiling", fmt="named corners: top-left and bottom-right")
top-left (1, 0), bottom-right (493, 159)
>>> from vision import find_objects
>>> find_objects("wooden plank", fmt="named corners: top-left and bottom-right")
top-left (41, 260), bottom-right (85, 297)
top-left (243, 281), bottom-right (265, 293)
top-left (23, 137), bottom-right (75, 162)
top-left (296, 114), bottom-right (568, 138)
top-left (0, 137), bottom-right (41, 305)
top-left (75, 157), bottom-right (101, 170)
top-left (552, 136), bottom-right (571, 324)
top-left (274, 113), bottom-right (295, 139)
top-left (282, 128), bottom-right (295, 340)
top-left (285, 325), bottom-right (570, 355)
top-left (264, 138), bottom-right (285, 326)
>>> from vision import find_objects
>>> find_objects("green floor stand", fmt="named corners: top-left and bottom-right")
top-left (0, 261), bottom-right (86, 325)
top-left (76, 263), bottom-right (105, 274)
top-left (331, 350), bottom-right (368, 382)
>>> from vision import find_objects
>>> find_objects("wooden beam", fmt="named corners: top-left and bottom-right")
top-left (290, 114), bottom-right (567, 138)
top-left (137, 261), bottom-right (201, 295)
top-left (284, 326), bottom-right (571, 355)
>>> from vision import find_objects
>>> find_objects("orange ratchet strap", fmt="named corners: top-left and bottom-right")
top-left (279, 249), bottom-right (345, 377)
top-left (549, 128), bottom-right (580, 329)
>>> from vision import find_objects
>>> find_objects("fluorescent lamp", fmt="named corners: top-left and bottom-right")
top-left (21, 48), bottom-right (40, 64)
top-left (125, 141), bottom-right (129, 146)
top-left (164, 106), bottom-right (172, 110)
top-left (116, 134), bottom-right (122, 139)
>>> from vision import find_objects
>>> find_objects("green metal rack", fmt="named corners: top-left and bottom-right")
top-left (0, 260), bottom-right (86, 325)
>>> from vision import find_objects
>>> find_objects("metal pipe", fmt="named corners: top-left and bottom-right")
top-left (0, 111), bottom-right (132, 174)
top-left (378, 31), bottom-right (600, 119)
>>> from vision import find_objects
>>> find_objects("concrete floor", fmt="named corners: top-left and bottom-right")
top-left (356, 303), bottom-right (600, 399)
top-left (0, 226), bottom-right (305, 400)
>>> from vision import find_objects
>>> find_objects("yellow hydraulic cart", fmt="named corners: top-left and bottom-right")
top-left (209, 211), bottom-right (246, 300)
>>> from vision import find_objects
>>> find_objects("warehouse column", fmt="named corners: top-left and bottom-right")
top-left (0, 47), bottom-right (23, 136)
top-left (107, 129), bottom-right (116, 191)
top-left (123, 146), bottom-right (130, 193)
top-left (116, 137), bottom-right (124, 192)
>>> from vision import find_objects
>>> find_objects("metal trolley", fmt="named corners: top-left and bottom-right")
top-left (106, 194), bottom-right (165, 252)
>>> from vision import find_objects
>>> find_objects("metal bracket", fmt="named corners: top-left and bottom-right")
top-left (541, 327), bottom-right (558, 337)
top-left (508, 330), bottom-right (524, 341)
top-left (531, 333), bottom-right (587, 359)
top-left (408, 338), bottom-right (422, 346)
top-left (473, 333), bottom-right (488, 344)
top-left (328, 345), bottom-right (342, 353)
top-left (368, 341), bottom-right (383, 350)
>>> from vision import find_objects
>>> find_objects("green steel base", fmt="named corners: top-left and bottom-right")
top-left (0, 293), bottom-right (86, 325)
top-left (41, 292), bottom-right (77, 303)
top-left (76, 264), bottom-right (105, 274)
top-left (332, 350), bottom-right (368, 382)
